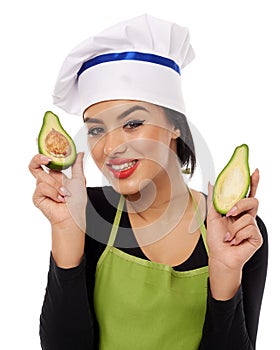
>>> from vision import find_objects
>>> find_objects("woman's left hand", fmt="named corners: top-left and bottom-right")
top-left (206, 169), bottom-right (263, 299)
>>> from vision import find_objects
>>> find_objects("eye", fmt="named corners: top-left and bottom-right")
top-left (87, 127), bottom-right (105, 136)
top-left (124, 120), bottom-right (145, 130)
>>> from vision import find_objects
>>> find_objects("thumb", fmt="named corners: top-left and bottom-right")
top-left (248, 168), bottom-right (260, 198)
top-left (207, 182), bottom-right (221, 221)
top-left (72, 152), bottom-right (85, 179)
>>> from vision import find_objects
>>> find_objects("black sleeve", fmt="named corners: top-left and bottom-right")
top-left (39, 254), bottom-right (94, 350)
top-left (199, 216), bottom-right (268, 350)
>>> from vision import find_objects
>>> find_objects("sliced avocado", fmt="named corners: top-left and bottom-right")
top-left (213, 144), bottom-right (250, 214)
top-left (38, 111), bottom-right (77, 171)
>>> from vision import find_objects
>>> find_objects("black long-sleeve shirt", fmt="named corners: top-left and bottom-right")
top-left (39, 186), bottom-right (268, 349)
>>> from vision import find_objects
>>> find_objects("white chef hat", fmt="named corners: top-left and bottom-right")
top-left (53, 14), bottom-right (194, 115)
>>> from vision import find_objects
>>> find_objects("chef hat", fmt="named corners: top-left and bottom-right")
top-left (53, 14), bottom-right (194, 115)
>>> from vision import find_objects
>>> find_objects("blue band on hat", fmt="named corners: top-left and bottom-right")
top-left (77, 51), bottom-right (180, 77)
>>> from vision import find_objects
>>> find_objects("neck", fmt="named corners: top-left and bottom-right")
top-left (126, 161), bottom-right (189, 215)
top-left (125, 162), bottom-right (193, 246)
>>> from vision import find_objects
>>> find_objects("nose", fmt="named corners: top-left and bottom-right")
top-left (103, 128), bottom-right (127, 157)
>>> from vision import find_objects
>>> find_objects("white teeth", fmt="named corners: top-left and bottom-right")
top-left (110, 160), bottom-right (137, 171)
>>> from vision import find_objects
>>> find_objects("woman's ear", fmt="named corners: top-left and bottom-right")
top-left (172, 128), bottom-right (181, 139)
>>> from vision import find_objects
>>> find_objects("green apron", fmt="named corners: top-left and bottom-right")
top-left (94, 193), bottom-right (209, 350)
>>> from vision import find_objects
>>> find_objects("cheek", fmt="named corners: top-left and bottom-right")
top-left (133, 138), bottom-right (173, 170)
top-left (88, 137), bottom-right (105, 167)
top-left (145, 125), bottom-right (174, 145)
top-left (137, 128), bottom-right (174, 159)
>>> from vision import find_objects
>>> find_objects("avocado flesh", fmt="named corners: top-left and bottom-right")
top-left (38, 111), bottom-right (77, 170)
top-left (213, 144), bottom-right (250, 214)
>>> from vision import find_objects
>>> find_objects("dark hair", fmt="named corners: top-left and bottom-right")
top-left (163, 107), bottom-right (196, 177)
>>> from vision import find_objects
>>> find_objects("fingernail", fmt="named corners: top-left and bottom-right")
top-left (57, 195), bottom-right (65, 203)
top-left (40, 155), bottom-right (52, 163)
top-left (224, 232), bottom-right (231, 242)
top-left (60, 187), bottom-right (71, 196)
top-left (230, 238), bottom-right (237, 246)
top-left (226, 206), bottom-right (237, 217)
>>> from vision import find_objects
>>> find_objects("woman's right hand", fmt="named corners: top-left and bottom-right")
top-left (29, 152), bottom-right (87, 268)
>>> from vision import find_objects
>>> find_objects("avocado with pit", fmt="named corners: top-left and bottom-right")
top-left (213, 144), bottom-right (250, 214)
top-left (38, 111), bottom-right (77, 170)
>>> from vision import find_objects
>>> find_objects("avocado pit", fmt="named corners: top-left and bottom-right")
top-left (45, 128), bottom-right (72, 158)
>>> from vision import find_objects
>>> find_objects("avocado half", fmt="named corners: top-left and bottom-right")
top-left (38, 111), bottom-right (77, 170)
top-left (213, 144), bottom-right (250, 214)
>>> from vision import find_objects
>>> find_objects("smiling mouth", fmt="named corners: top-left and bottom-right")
top-left (106, 159), bottom-right (139, 179)
top-left (109, 160), bottom-right (137, 171)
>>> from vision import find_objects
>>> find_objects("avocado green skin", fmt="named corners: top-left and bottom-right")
top-left (213, 144), bottom-right (250, 215)
top-left (38, 111), bottom-right (77, 171)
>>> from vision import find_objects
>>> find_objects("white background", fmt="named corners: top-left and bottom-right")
top-left (1, 0), bottom-right (279, 348)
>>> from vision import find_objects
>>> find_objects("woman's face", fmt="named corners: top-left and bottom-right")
top-left (84, 100), bottom-right (179, 195)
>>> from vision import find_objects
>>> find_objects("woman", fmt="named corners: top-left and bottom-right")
top-left (29, 14), bottom-right (267, 349)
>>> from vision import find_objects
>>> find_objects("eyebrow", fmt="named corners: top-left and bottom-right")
top-left (84, 105), bottom-right (149, 123)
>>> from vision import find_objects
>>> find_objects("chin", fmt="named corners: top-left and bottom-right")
top-left (110, 180), bottom-right (141, 196)
top-left (110, 176), bottom-right (155, 197)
